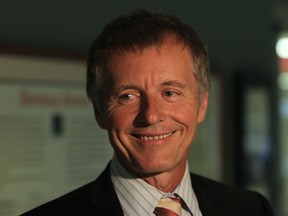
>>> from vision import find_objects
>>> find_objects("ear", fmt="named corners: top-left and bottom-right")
top-left (197, 91), bottom-right (209, 123)
top-left (92, 100), bottom-right (107, 129)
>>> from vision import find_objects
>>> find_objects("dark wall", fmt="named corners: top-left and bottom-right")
top-left (0, 0), bottom-right (276, 74)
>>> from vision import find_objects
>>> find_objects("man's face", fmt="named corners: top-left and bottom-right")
top-left (94, 40), bottom-right (208, 176)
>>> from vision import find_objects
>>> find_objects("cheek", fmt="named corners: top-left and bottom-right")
top-left (170, 104), bottom-right (200, 127)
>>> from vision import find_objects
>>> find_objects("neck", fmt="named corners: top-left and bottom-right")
top-left (139, 161), bottom-right (187, 193)
top-left (114, 155), bottom-right (187, 193)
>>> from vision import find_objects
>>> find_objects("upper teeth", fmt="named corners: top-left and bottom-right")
top-left (140, 132), bottom-right (173, 141)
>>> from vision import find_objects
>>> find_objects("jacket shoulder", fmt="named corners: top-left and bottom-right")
top-left (20, 181), bottom-right (95, 215)
top-left (190, 173), bottom-right (274, 215)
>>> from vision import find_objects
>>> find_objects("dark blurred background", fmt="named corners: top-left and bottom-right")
top-left (0, 0), bottom-right (288, 215)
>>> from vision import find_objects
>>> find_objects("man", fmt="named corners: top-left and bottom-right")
top-left (21, 10), bottom-right (273, 216)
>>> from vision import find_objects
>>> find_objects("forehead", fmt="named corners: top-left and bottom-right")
top-left (106, 40), bottom-right (194, 74)
top-left (104, 41), bottom-right (198, 94)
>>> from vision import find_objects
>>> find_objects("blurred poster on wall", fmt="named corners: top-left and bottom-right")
top-left (0, 82), bottom-right (112, 216)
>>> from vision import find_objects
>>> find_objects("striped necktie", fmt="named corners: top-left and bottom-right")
top-left (153, 195), bottom-right (182, 216)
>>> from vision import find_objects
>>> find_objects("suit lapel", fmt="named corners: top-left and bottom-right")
top-left (90, 163), bottom-right (124, 215)
top-left (191, 173), bottom-right (223, 216)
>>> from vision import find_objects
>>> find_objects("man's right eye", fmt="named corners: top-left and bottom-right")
top-left (119, 93), bottom-right (134, 100)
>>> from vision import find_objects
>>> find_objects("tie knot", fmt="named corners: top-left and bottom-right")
top-left (154, 194), bottom-right (182, 216)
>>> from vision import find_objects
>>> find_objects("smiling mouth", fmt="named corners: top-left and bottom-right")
top-left (133, 132), bottom-right (174, 141)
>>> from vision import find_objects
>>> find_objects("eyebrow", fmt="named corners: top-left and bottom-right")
top-left (115, 85), bottom-right (142, 93)
top-left (161, 80), bottom-right (187, 89)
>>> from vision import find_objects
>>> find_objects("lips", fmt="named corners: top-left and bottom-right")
top-left (133, 132), bottom-right (173, 141)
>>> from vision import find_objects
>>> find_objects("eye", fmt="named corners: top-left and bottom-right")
top-left (163, 90), bottom-right (177, 97)
top-left (118, 91), bottom-right (141, 103)
top-left (119, 93), bottom-right (134, 100)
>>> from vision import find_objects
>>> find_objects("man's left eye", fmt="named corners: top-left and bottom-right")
top-left (163, 91), bottom-right (176, 97)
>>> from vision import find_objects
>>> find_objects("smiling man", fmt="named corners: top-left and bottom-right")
top-left (98, 39), bottom-right (208, 194)
top-left (21, 10), bottom-right (273, 216)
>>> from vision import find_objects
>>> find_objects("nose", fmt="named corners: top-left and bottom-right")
top-left (136, 96), bottom-right (166, 126)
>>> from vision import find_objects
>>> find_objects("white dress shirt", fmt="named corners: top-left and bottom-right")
top-left (110, 156), bottom-right (203, 216)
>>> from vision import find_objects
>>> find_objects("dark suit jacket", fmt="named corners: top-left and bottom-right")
top-left (21, 164), bottom-right (273, 216)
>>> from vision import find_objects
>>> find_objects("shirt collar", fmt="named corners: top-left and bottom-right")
top-left (110, 155), bottom-right (198, 216)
